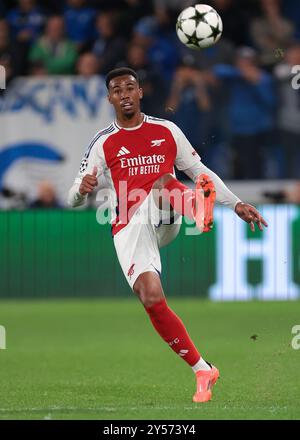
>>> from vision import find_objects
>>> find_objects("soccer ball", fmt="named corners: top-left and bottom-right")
top-left (176, 4), bottom-right (223, 49)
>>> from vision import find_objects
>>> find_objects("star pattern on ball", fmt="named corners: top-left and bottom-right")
top-left (176, 19), bottom-right (182, 31)
top-left (208, 23), bottom-right (221, 41)
top-left (186, 30), bottom-right (200, 47)
top-left (192, 9), bottom-right (208, 27)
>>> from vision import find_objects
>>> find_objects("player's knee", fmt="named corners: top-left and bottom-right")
top-left (140, 290), bottom-right (164, 308)
top-left (133, 283), bottom-right (164, 308)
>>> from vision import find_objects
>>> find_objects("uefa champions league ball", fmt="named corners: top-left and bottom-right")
top-left (176, 4), bottom-right (223, 49)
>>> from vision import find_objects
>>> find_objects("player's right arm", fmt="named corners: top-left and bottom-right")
top-left (67, 135), bottom-right (105, 208)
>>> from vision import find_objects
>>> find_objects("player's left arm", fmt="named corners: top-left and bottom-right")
top-left (171, 122), bottom-right (268, 231)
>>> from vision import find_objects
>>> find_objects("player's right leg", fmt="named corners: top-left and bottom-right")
top-left (193, 362), bottom-right (220, 403)
top-left (133, 271), bottom-right (219, 403)
top-left (152, 174), bottom-right (216, 233)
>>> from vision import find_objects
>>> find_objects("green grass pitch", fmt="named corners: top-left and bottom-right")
top-left (0, 299), bottom-right (299, 420)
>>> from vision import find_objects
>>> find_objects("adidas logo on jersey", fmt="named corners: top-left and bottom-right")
top-left (117, 146), bottom-right (130, 157)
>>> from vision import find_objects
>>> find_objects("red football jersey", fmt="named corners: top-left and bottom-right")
top-left (75, 114), bottom-right (201, 235)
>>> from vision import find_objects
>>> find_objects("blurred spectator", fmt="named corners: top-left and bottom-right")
top-left (123, 42), bottom-right (167, 117)
top-left (0, 186), bottom-right (27, 210)
top-left (166, 56), bottom-right (212, 159)
top-left (250, 0), bottom-right (295, 69)
top-left (30, 181), bottom-right (61, 209)
top-left (213, 47), bottom-right (276, 179)
top-left (180, 39), bottom-right (235, 71)
top-left (264, 181), bottom-right (300, 203)
top-left (76, 51), bottom-right (99, 77)
top-left (274, 44), bottom-right (300, 178)
top-left (92, 11), bottom-right (126, 74)
top-left (29, 15), bottom-right (78, 74)
top-left (64, 0), bottom-right (96, 50)
top-left (6, 0), bottom-right (45, 43)
top-left (133, 16), bottom-right (179, 82)
top-left (0, 18), bottom-right (30, 77)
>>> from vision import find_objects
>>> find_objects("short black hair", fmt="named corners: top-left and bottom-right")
top-left (105, 67), bottom-right (139, 89)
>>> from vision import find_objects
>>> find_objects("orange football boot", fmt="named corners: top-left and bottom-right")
top-left (193, 364), bottom-right (220, 403)
top-left (193, 174), bottom-right (216, 232)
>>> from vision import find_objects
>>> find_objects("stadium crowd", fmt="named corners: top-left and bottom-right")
top-left (0, 0), bottom-right (300, 180)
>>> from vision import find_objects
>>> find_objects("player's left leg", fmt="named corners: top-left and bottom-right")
top-left (155, 220), bottom-right (182, 248)
top-left (152, 173), bottom-right (216, 233)
top-left (133, 271), bottom-right (219, 402)
top-left (150, 189), bottom-right (182, 248)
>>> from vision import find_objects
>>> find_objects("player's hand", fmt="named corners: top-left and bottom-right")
top-left (79, 166), bottom-right (98, 195)
top-left (235, 202), bottom-right (268, 232)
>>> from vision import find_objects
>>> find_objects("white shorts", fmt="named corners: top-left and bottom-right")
top-left (113, 192), bottom-right (182, 289)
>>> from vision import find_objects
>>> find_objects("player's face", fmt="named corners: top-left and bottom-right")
top-left (108, 75), bottom-right (143, 118)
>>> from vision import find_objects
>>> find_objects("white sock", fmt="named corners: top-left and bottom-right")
top-left (192, 357), bottom-right (211, 373)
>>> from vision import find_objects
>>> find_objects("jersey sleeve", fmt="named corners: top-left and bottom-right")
top-left (168, 121), bottom-right (202, 171)
top-left (68, 133), bottom-right (107, 207)
top-left (74, 135), bottom-right (106, 184)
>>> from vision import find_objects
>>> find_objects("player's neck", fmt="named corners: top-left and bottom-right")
top-left (116, 112), bottom-right (144, 129)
